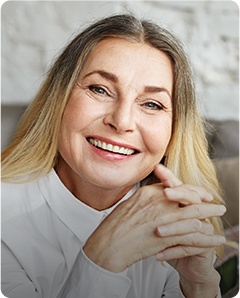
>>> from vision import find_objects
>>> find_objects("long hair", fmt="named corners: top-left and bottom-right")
top-left (1, 14), bottom-right (224, 239)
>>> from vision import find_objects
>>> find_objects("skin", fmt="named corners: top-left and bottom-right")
top-left (56, 38), bottom-right (226, 297)
top-left (57, 38), bottom-right (173, 210)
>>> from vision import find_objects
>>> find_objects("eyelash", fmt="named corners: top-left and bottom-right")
top-left (88, 85), bottom-right (164, 111)
top-left (142, 101), bottom-right (163, 111)
top-left (89, 85), bottom-right (108, 95)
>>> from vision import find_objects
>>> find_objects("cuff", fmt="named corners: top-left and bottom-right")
top-left (61, 248), bottom-right (132, 298)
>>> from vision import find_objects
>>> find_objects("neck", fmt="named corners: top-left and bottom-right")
top-left (55, 160), bottom-right (135, 211)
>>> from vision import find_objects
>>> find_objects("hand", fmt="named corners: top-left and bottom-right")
top-left (156, 221), bottom-right (222, 297)
top-left (155, 219), bottom-right (223, 279)
top-left (83, 183), bottom-right (178, 272)
top-left (83, 165), bottom-right (226, 273)
top-left (155, 164), bottom-right (226, 297)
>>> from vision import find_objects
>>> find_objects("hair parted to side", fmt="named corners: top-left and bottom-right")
top-left (1, 14), bottom-right (224, 242)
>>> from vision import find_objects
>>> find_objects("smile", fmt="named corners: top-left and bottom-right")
top-left (87, 138), bottom-right (137, 156)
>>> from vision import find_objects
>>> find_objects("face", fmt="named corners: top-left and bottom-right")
top-left (57, 38), bottom-right (173, 193)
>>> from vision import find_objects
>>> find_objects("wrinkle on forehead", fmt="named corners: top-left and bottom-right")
top-left (80, 37), bottom-right (174, 99)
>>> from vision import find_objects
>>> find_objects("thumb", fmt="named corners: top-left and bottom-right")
top-left (154, 164), bottom-right (182, 188)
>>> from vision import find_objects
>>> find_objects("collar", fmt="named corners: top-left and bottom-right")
top-left (38, 170), bottom-right (139, 243)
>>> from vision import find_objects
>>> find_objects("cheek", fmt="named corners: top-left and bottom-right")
top-left (62, 92), bottom-right (107, 132)
top-left (60, 99), bottom-right (93, 133)
top-left (57, 103), bottom-right (85, 154)
top-left (143, 117), bottom-right (172, 155)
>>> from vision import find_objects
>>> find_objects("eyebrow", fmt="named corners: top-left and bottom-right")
top-left (83, 70), bottom-right (172, 99)
top-left (83, 70), bottom-right (118, 83)
top-left (143, 86), bottom-right (171, 99)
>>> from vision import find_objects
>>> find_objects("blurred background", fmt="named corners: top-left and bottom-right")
top-left (1, 1), bottom-right (239, 297)
top-left (2, 1), bottom-right (239, 115)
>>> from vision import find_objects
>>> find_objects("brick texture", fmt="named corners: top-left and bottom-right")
top-left (1, 1), bottom-right (239, 120)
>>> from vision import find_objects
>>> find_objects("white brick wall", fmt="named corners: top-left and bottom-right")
top-left (1, 0), bottom-right (239, 120)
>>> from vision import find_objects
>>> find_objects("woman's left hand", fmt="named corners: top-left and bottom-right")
top-left (154, 165), bottom-right (225, 297)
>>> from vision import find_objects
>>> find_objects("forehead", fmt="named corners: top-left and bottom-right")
top-left (80, 38), bottom-right (174, 92)
top-left (83, 37), bottom-right (172, 70)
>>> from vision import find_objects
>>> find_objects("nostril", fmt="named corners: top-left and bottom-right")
top-left (109, 123), bottom-right (117, 130)
top-left (103, 105), bottom-right (135, 133)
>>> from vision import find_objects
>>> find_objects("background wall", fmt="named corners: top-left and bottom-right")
top-left (1, 1), bottom-right (239, 149)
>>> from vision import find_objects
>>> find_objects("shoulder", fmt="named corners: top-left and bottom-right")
top-left (1, 179), bottom-right (38, 194)
top-left (1, 177), bottom-right (46, 223)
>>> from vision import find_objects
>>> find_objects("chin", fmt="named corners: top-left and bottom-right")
top-left (89, 171), bottom-right (137, 190)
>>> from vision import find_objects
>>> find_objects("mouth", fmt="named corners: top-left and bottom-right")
top-left (87, 137), bottom-right (139, 156)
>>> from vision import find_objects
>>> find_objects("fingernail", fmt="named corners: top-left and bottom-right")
top-left (218, 205), bottom-right (227, 213)
top-left (218, 236), bottom-right (226, 244)
top-left (205, 193), bottom-right (214, 202)
top-left (157, 226), bottom-right (167, 236)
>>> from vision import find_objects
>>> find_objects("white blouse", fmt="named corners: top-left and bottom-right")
top-left (1, 170), bottom-right (214, 298)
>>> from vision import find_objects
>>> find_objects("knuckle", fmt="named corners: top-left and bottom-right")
top-left (192, 204), bottom-right (202, 217)
top-left (181, 246), bottom-right (191, 256)
top-left (202, 219), bottom-right (214, 234)
top-left (189, 234), bottom-right (200, 246)
top-left (206, 222), bottom-right (214, 234)
top-left (192, 219), bottom-right (202, 231)
top-left (197, 186), bottom-right (206, 193)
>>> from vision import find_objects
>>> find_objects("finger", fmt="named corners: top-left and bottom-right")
top-left (200, 220), bottom-right (214, 235)
top-left (177, 232), bottom-right (226, 248)
top-left (164, 185), bottom-right (213, 205)
top-left (156, 219), bottom-right (215, 238)
top-left (159, 203), bottom-right (226, 225)
top-left (156, 246), bottom-right (205, 261)
top-left (156, 234), bottom-right (226, 261)
top-left (184, 185), bottom-right (214, 202)
top-left (164, 187), bottom-right (201, 205)
top-left (154, 164), bottom-right (182, 188)
top-left (156, 219), bottom-right (203, 237)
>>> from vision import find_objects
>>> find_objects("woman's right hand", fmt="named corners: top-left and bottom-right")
top-left (83, 165), bottom-right (226, 273)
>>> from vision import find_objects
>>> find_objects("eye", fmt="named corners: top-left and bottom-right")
top-left (89, 85), bottom-right (107, 95)
top-left (143, 101), bottom-right (163, 110)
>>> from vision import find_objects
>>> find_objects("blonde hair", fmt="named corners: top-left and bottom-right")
top-left (2, 14), bottom-right (224, 240)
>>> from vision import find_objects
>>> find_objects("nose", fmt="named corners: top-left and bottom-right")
top-left (103, 99), bottom-right (136, 133)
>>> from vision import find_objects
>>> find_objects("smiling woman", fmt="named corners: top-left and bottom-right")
top-left (56, 38), bottom-right (173, 206)
top-left (1, 14), bottom-right (225, 298)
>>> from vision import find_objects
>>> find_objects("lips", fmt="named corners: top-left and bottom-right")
top-left (87, 137), bottom-right (138, 156)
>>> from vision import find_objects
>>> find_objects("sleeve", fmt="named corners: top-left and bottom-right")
top-left (2, 240), bottom-right (221, 298)
top-left (161, 266), bottom-right (186, 298)
top-left (161, 265), bottom-right (222, 298)
top-left (177, 287), bottom-right (222, 298)
top-left (1, 242), bottom-right (132, 298)
top-left (58, 248), bottom-right (132, 298)
top-left (1, 241), bottom-right (41, 298)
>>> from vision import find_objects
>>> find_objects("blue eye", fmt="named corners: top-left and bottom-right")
top-left (144, 102), bottom-right (163, 110)
top-left (89, 85), bottom-right (107, 95)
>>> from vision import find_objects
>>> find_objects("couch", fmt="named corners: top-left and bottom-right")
top-left (206, 119), bottom-right (239, 297)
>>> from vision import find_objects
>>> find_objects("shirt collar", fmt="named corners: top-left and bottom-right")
top-left (38, 170), bottom-right (139, 243)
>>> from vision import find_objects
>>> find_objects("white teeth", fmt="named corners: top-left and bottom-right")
top-left (88, 138), bottom-right (135, 156)
top-left (106, 144), bottom-right (113, 151)
top-left (102, 142), bottom-right (107, 150)
top-left (119, 147), bottom-right (125, 154)
top-left (113, 145), bottom-right (119, 152)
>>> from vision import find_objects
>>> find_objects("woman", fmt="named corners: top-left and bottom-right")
top-left (2, 14), bottom-right (226, 298)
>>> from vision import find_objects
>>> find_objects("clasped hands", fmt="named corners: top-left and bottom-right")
top-left (84, 164), bottom-right (226, 287)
